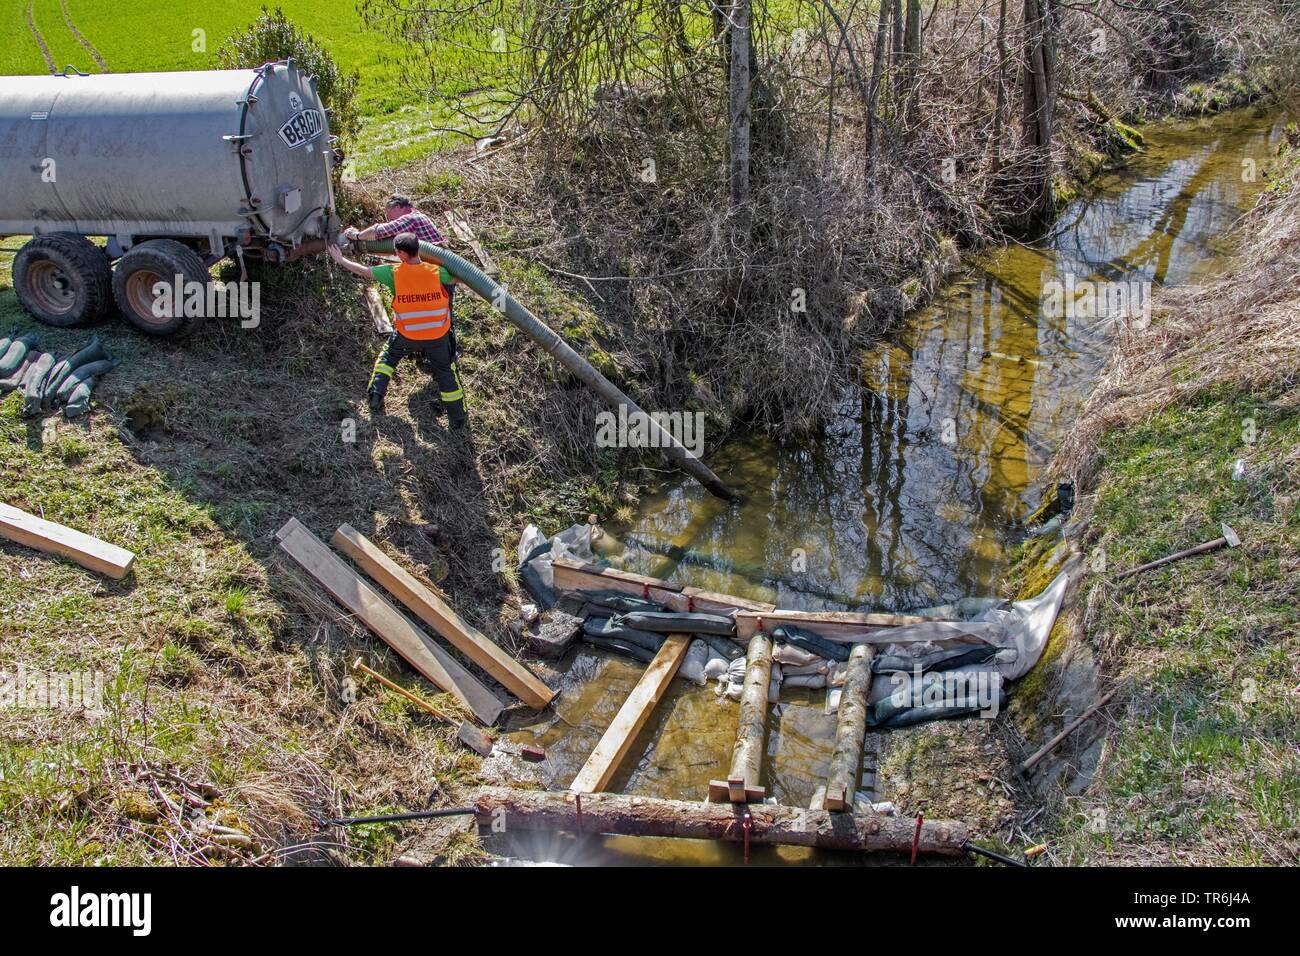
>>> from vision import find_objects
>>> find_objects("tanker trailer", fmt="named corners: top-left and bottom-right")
top-left (0, 62), bottom-right (339, 335)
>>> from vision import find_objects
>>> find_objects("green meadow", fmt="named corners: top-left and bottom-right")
top-left (5, 0), bottom-right (487, 175)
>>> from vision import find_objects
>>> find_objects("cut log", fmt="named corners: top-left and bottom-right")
top-left (332, 524), bottom-right (555, 710)
top-left (709, 631), bottom-right (772, 802)
top-left (275, 518), bottom-right (503, 724)
top-left (475, 787), bottom-right (968, 856)
top-left (0, 503), bottom-right (135, 579)
top-left (823, 643), bottom-right (875, 812)
top-left (552, 557), bottom-right (774, 615)
top-left (569, 633), bottom-right (692, 793)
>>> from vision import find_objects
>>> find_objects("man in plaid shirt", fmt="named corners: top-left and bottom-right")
top-left (343, 194), bottom-right (447, 246)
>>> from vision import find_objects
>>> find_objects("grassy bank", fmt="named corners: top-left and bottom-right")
top-left (1004, 134), bottom-right (1300, 865)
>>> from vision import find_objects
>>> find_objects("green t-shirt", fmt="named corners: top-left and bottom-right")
top-left (372, 263), bottom-right (455, 295)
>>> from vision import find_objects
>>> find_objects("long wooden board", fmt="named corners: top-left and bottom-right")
top-left (569, 633), bottom-right (693, 793)
top-left (0, 503), bottom-right (135, 579)
top-left (275, 518), bottom-right (503, 725)
top-left (332, 524), bottom-right (554, 710)
top-left (734, 609), bottom-right (945, 643)
top-left (552, 557), bottom-right (775, 615)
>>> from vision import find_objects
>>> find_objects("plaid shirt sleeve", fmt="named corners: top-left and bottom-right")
top-left (372, 212), bottom-right (447, 245)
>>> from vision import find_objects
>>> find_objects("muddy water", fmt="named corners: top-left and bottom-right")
top-left (500, 108), bottom-right (1287, 865)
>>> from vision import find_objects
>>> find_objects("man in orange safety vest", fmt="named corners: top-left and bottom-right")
top-left (328, 232), bottom-right (466, 428)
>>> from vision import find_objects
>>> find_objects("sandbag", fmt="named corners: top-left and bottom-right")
top-left (783, 672), bottom-right (828, 689)
top-left (41, 359), bottom-right (72, 410)
top-left (583, 615), bottom-right (664, 652)
top-left (21, 352), bottom-right (56, 416)
top-left (873, 645), bottom-right (997, 675)
top-left (868, 669), bottom-right (1006, 728)
top-left (64, 336), bottom-right (109, 372)
top-left (697, 632), bottom-right (745, 661)
top-left (677, 639), bottom-right (711, 686)
top-left (773, 643), bottom-right (823, 667)
top-left (869, 688), bottom-right (1007, 728)
top-left (63, 378), bottom-right (97, 419)
top-left (519, 561), bottom-right (556, 610)
top-left (581, 589), bottom-right (667, 615)
top-left (0, 358), bottom-right (32, 393)
top-left (771, 624), bottom-right (849, 662)
top-left (55, 358), bottom-right (119, 404)
top-left (0, 334), bottom-right (38, 377)
top-left (580, 632), bottom-right (656, 664)
top-left (0, 332), bottom-right (10, 356)
top-left (615, 610), bottom-right (735, 636)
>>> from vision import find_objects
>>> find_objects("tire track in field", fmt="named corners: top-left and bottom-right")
top-left (59, 0), bottom-right (108, 72)
top-left (25, 1), bottom-right (58, 74)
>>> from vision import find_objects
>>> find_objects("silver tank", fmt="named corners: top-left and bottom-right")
top-left (0, 62), bottom-right (337, 257)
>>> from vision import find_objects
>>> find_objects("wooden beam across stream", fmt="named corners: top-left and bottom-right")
top-left (475, 787), bottom-right (970, 856)
top-left (552, 556), bottom-right (775, 615)
top-left (569, 633), bottom-right (693, 793)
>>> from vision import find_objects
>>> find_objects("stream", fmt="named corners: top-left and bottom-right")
top-left (495, 106), bottom-right (1288, 866)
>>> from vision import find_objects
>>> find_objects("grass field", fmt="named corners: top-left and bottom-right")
top-left (4, 0), bottom-right (481, 175)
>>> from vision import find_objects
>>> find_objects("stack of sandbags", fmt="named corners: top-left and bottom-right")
top-left (0, 331), bottom-right (118, 418)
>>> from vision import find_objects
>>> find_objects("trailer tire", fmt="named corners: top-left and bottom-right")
top-left (13, 234), bottom-right (113, 328)
top-left (113, 239), bottom-right (211, 336)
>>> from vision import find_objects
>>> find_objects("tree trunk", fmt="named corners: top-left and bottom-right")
top-left (992, 0), bottom-right (1008, 170)
top-left (728, 0), bottom-right (752, 224)
top-left (902, 0), bottom-right (922, 120)
top-left (728, 631), bottom-right (772, 793)
top-left (1020, 0), bottom-right (1056, 217)
top-left (474, 787), bottom-right (970, 856)
top-left (823, 643), bottom-right (875, 811)
top-left (866, 0), bottom-right (892, 172)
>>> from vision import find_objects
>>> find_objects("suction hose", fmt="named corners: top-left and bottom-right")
top-left (356, 238), bottom-right (738, 501)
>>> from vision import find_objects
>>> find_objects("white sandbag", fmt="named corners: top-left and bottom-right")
top-left (781, 660), bottom-right (829, 677)
top-left (773, 643), bottom-right (821, 667)
top-left (783, 672), bottom-right (828, 689)
top-left (703, 655), bottom-right (730, 682)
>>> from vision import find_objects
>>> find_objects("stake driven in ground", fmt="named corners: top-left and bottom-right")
top-left (474, 788), bottom-right (970, 856)
top-left (352, 238), bottom-right (738, 500)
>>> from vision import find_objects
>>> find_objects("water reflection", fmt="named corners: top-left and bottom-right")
top-left (506, 110), bottom-right (1286, 862)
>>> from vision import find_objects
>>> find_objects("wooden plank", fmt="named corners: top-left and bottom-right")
top-left (569, 633), bottom-right (692, 793)
top-left (0, 502), bottom-right (135, 579)
top-left (552, 557), bottom-right (774, 615)
top-left (332, 524), bottom-right (555, 710)
top-left (275, 518), bottom-right (503, 725)
top-left (734, 609), bottom-right (939, 643)
top-left (363, 286), bottom-right (393, 333)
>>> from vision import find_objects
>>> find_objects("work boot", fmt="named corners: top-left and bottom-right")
top-left (368, 389), bottom-right (384, 416)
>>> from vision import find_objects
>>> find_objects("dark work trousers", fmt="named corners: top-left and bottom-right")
top-left (368, 331), bottom-right (466, 425)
